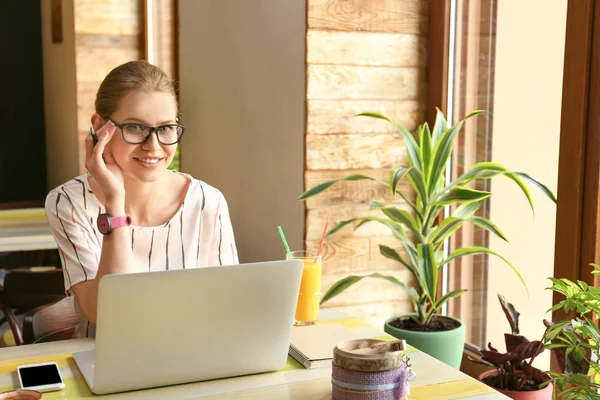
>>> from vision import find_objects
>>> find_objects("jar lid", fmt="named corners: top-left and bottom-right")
top-left (333, 339), bottom-right (408, 372)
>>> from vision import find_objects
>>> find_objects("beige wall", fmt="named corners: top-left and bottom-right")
top-left (178, 0), bottom-right (306, 263)
top-left (486, 0), bottom-right (566, 368)
top-left (40, 0), bottom-right (80, 190)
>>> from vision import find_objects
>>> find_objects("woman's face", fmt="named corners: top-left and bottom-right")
top-left (93, 90), bottom-right (179, 183)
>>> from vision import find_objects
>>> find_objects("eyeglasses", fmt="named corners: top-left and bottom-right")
top-left (109, 120), bottom-right (185, 145)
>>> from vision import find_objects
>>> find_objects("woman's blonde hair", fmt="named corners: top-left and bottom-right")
top-left (95, 60), bottom-right (178, 120)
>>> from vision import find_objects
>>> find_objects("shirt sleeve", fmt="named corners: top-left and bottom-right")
top-left (45, 189), bottom-right (101, 292)
top-left (207, 191), bottom-right (239, 266)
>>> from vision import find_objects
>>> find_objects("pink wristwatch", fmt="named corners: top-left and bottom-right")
top-left (97, 213), bottom-right (132, 235)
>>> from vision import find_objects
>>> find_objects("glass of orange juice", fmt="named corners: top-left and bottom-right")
top-left (286, 250), bottom-right (322, 326)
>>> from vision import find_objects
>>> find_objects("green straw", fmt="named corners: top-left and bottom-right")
top-left (277, 226), bottom-right (293, 258)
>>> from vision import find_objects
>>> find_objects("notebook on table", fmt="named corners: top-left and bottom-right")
top-left (289, 324), bottom-right (358, 369)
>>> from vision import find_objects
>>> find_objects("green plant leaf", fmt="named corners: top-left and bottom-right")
top-left (298, 174), bottom-right (387, 200)
top-left (320, 276), bottom-right (364, 305)
top-left (468, 216), bottom-right (509, 242)
top-left (395, 190), bottom-right (422, 222)
top-left (429, 120), bottom-right (464, 197)
top-left (505, 172), bottom-right (536, 215)
top-left (325, 219), bottom-right (356, 238)
top-left (464, 109), bottom-right (487, 120)
top-left (377, 205), bottom-right (422, 240)
top-left (428, 216), bottom-right (466, 249)
top-left (432, 187), bottom-right (491, 206)
top-left (452, 161), bottom-right (510, 187)
top-left (389, 167), bottom-right (411, 197)
top-left (407, 168), bottom-right (428, 206)
top-left (431, 289), bottom-right (467, 318)
top-left (513, 172), bottom-right (558, 203)
top-left (357, 112), bottom-right (422, 170)
top-left (422, 205), bottom-right (445, 234)
top-left (431, 107), bottom-right (447, 144)
top-left (320, 273), bottom-right (411, 305)
top-left (454, 199), bottom-right (485, 219)
top-left (370, 201), bottom-right (423, 239)
top-left (420, 123), bottom-right (433, 182)
top-left (417, 244), bottom-right (437, 303)
top-left (441, 246), bottom-right (529, 296)
top-left (379, 245), bottom-right (423, 292)
top-left (354, 217), bottom-right (416, 259)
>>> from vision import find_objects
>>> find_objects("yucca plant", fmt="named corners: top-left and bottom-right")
top-left (299, 109), bottom-right (557, 328)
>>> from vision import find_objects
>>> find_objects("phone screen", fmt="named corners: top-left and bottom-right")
top-left (19, 364), bottom-right (62, 388)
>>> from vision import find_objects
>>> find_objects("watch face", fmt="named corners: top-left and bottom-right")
top-left (97, 214), bottom-right (111, 234)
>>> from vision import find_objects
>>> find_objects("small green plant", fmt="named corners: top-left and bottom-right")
top-left (168, 145), bottom-right (180, 171)
top-left (299, 109), bottom-right (556, 327)
top-left (544, 264), bottom-right (600, 399)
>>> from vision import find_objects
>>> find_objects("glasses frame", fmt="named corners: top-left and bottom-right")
top-left (109, 119), bottom-right (186, 145)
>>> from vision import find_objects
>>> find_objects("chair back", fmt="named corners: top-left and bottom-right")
top-left (23, 296), bottom-right (79, 344)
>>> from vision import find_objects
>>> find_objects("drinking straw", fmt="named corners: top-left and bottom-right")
top-left (277, 226), bottom-right (293, 259)
top-left (315, 222), bottom-right (328, 262)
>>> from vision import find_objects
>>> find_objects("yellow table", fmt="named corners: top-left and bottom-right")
top-left (0, 208), bottom-right (56, 252)
top-left (0, 310), bottom-right (508, 399)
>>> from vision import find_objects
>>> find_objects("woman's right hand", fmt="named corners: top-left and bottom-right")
top-left (84, 120), bottom-right (125, 206)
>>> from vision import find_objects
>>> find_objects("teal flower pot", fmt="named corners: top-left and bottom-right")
top-left (384, 313), bottom-right (466, 369)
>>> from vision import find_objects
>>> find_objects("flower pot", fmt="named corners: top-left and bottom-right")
top-left (384, 313), bottom-right (465, 369)
top-left (478, 370), bottom-right (553, 400)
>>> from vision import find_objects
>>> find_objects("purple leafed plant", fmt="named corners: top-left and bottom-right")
top-left (474, 294), bottom-right (551, 392)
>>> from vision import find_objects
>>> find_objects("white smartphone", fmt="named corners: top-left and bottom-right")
top-left (17, 362), bottom-right (65, 392)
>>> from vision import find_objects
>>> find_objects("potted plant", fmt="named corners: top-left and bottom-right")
top-left (298, 109), bottom-right (557, 369)
top-left (543, 264), bottom-right (600, 399)
top-left (474, 294), bottom-right (553, 399)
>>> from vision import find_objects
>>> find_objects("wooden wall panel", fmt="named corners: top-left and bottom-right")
top-left (306, 0), bottom-right (429, 329)
top-left (306, 134), bottom-right (407, 170)
top-left (151, 0), bottom-right (177, 81)
top-left (74, 0), bottom-right (144, 172)
top-left (307, 65), bottom-right (425, 100)
top-left (307, 31), bottom-right (427, 67)
top-left (308, 0), bottom-right (429, 34)
top-left (307, 100), bottom-right (424, 134)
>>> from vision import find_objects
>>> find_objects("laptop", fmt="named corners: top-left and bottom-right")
top-left (73, 259), bottom-right (303, 394)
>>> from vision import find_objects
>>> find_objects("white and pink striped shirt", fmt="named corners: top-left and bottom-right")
top-left (45, 172), bottom-right (238, 337)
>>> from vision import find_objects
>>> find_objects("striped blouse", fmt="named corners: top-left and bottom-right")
top-left (45, 172), bottom-right (238, 338)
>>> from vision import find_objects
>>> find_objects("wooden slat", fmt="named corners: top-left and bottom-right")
top-left (75, 32), bottom-right (141, 49)
top-left (74, 0), bottom-right (145, 174)
top-left (74, 0), bottom-right (142, 35)
top-left (304, 169), bottom-right (414, 208)
top-left (306, 134), bottom-right (408, 170)
top-left (308, 0), bottom-right (429, 35)
top-left (155, 0), bottom-right (176, 80)
top-left (479, 0), bottom-right (497, 36)
top-left (307, 100), bottom-right (424, 135)
top-left (306, 203), bottom-right (412, 240)
top-left (324, 300), bottom-right (414, 329)
top-left (76, 81), bottom-right (101, 130)
top-left (306, 235), bottom-right (410, 274)
top-left (307, 31), bottom-right (426, 67)
top-left (426, 0), bottom-right (450, 125)
top-left (307, 65), bottom-right (425, 100)
top-left (76, 46), bottom-right (141, 82)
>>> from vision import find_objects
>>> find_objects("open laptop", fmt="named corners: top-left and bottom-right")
top-left (73, 259), bottom-right (303, 395)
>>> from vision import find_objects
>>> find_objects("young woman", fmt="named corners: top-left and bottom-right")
top-left (46, 61), bottom-right (238, 338)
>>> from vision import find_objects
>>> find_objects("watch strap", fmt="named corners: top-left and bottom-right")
top-left (111, 215), bottom-right (131, 229)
